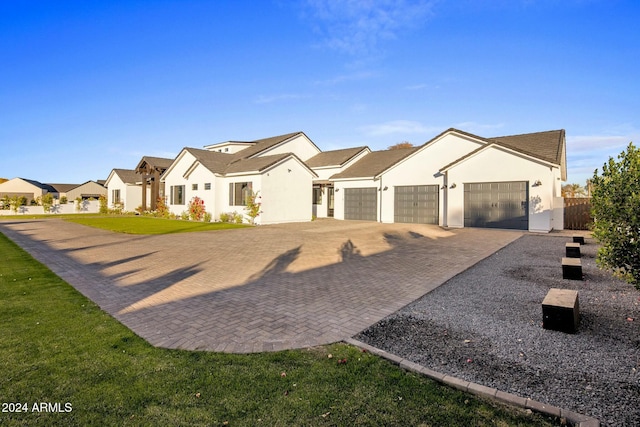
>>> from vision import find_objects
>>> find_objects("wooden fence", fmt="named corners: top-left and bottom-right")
top-left (564, 198), bottom-right (592, 230)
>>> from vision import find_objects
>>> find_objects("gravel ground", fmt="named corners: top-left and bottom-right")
top-left (356, 234), bottom-right (640, 426)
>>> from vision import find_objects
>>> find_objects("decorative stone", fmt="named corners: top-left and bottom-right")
top-left (562, 257), bottom-right (583, 280)
top-left (542, 288), bottom-right (580, 333)
top-left (565, 242), bottom-right (581, 258)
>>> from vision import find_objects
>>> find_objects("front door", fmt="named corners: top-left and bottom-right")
top-left (327, 187), bottom-right (335, 217)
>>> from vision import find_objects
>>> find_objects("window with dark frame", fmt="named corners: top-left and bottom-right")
top-left (112, 189), bottom-right (121, 204)
top-left (192, 183), bottom-right (198, 191)
top-left (204, 183), bottom-right (211, 190)
top-left (170, 185), bottom-right (185, 205)
top-left (312, 186), bottom-right (322, 204)
top-left (229, 182), bottom-right (252, 206)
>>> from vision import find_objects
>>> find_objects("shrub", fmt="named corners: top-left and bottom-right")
top-left (60, 196), bottom-right (68, 204)
top-left (203, 212), bottom-right (212, 223)
top-left (219, 211), bottom-right (244, 224)
top-left (155, 196), bottom-right (169, 218)
top-left (591, 142), bottom-right (640, 288)
top-left (188, 196), bottom-right (206, 221)
top-left (180, 211), bottom-right (189, 220)
top-left (245, 191), bottom-right (261, 225)
top-left (99, 194), bottom-right (108, 214)
top-left (41, 193), bottom-right (54, 213)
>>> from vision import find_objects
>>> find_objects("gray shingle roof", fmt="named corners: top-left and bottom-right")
top-left (224, 153), bottom-right (293, 174)
top-left (137, 156), bottom-right (175, 170)
top-left (489, 129), bottom-right (565, 165)
top-left (305, 146), bottom-right (368, 168)
top-left (184, 148), bottom-right (233, 174)
top-left (229, 132), bottom-right (306, 159)
top-left (112, 169), bottom-right (141, 184)
top-left (46, 183), bottom-right (79, 193)
top-left (438, 129), bottom-right (566, 172)
top-left (330, 148), bottom-right (417, 179)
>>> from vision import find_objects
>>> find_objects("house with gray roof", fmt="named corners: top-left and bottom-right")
top-left (330, 128), bottom-right (566, 232)
top-left (0, 177), bottom-right (60, 205)
top-left (104, 168), bottom-right (148, 212)
top-left (161, 132), bottom-right (320, 224)
top-left (105, 127), bottom-right (566, 231)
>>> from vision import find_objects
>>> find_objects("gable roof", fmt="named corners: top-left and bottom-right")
top-left (489, 129), bottom-right (565, 165)
top-left (19, 178), bottom-right (58, 193)
top-left (111, 169), bottom-right (140, 185)
top-left (306, 146), bottom-right (369, 168)
top-left (47, 183), bottom-right (79, 193)
top-left (183, 148), bottom-right (233, 174)
top-left (228, 131), bottom-right (316, 159)
top-left (330, 148), bottom-right (417, 180)
top-left (136, 156), bottom-right (174, 173)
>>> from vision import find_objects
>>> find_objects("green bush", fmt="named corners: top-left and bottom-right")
top-left (591, 142), bottom-right (640, 288)
top-left (203, 212), bottom-right (212, 223)
top-left (99, 194), bottom-right (108, 214)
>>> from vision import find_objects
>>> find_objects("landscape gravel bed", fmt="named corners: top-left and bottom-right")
top-left (356, 234), bottom-right (640, 426)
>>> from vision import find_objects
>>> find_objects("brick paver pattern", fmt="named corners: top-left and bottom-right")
top-left (0, 219), bottom-right (521, 353)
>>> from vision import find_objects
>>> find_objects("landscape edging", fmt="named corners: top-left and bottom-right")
top-left (344, 338), bottom-right (600, 427)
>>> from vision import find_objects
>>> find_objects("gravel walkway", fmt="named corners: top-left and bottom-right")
top-left (356, 234), bottom-right (640, 426)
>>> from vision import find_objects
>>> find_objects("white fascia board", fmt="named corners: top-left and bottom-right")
top-left (159, 149), bottom-right (189, 182)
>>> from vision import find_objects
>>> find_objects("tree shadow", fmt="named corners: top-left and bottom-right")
top-left (339, 239), bottom-right (361, 261)
top-left (248, 246), bottom-right (302, 281)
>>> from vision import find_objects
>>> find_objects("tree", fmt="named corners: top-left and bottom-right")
top-left (245, 190), bottom-right (262, 225)
top-left (561, 183), bottom-right (587, 198)
top-left (388, 141), bottom-right (414, 150)
top-left (590, 142), bottom-right (640, 288)
top-left (41, 193), bottom-right (54, 213)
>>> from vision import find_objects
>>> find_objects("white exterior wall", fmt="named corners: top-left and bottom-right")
top-left (254, 134), bottom-right (320, 161)
top-left (107, 175), bottom-right (145, 212)
top-left (379, 134), bottom-right (483, 224)
top-left (0, 200), bottom-right (100, 215)
top-left (163, 151), bottom-right (199, 216)
top-left (178, 163), bottom-right (218, 217)
top-left (332, 178), bottom-right (380, 221)
top-left (259, 158), bottom-right (313, 224)
top-left (216, 175), bottom-right (260, 222)
top-left (444, 147), bottom-right (560, 232)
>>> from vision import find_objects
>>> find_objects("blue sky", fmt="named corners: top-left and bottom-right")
top-left (2, 0), bottom-right (638, 185)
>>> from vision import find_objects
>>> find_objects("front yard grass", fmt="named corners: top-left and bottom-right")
top-left (64, 215), bottom-right (248, 234)
top-left (0, 232), bottom-right (557, 426)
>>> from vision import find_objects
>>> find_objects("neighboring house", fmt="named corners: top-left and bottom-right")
top-left (331, 128), bottom-right (566, 232)
top-left (0, 177), bottom-right (59, 204)
top-left (48, 183), bottom-right (79, 200)
top-left (105, 169), bottom-right (150, 212)
top-left (162, 132), bottom-right (320, 224)
top-left (66, 180), bottom-right (107, 201)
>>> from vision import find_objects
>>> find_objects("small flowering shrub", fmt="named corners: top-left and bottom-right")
top-left (188, 196), bottom-right (206, 221)
top-left (219, 211), bottom-right (244, 224)
top-left (245, 191), bottom-right (261, 225)
top-left (180, 211), bottom-right (190, 220)
top-left (155, 196), bottom-right (169, 218)
top-left (203, 212), bottom-right (212, 223)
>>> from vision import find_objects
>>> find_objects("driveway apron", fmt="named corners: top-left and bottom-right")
top-left (0, 219), bottom-right (521, 353)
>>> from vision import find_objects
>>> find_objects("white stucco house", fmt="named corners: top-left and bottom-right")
top-left (101, 127), bottom-right (566, 232)
top-left (162, 132), bottom-right (321, 224)
top-left (105, 169), bottom-right (149, 212)
top-left (0, 177), bottom-right (59, 204)
top-left (330, 128), bottom-right (566, 232)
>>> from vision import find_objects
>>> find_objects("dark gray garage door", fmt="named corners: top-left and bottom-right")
top-left (344, 188), bottom-right (377, 221)
top-left (394, 185), bottom-right (439, 224)
top-left (464, 181), bottom-right (529, 230)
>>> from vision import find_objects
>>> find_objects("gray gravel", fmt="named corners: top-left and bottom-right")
top-left (355, 234), bottom-right (640, 426)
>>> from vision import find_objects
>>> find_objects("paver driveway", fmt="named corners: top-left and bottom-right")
top-left (0, 218), bottom-right (521, 353)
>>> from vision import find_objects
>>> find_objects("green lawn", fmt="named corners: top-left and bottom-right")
top-left (0, 231), bottom-right (558, 426)
top-left (64, 216), bottom-right (249, 234)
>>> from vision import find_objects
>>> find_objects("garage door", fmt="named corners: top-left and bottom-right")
top-left (344, 188), bottom-right (377, 221)
top-left (464, 182), bottom-right (528, 230)
top-left (394, 185), bottom-right (439, 224)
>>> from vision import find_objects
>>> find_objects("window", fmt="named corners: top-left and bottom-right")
top-left (312, 186), bottom-right (322, 204)
top-left (192, 183), bottom-right (198, 191)
top-left (229, 182), bottom-right (252, 206)
top-left (170, 185), bottom-right (185, 205)
top-left (112, 189), bottom-right (121, 204)
top-left (204, 183), bottom-right (211, 190)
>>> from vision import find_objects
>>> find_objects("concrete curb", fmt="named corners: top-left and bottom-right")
top-left (345, 338), bottom-right (600, 427)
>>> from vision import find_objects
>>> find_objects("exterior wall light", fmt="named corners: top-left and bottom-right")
top-left (383, 186), bottom-right (388, 191)
top-left (449, 183), bottom-right (457, 189)
top-left (533, 180), bottom-right (542, 187)
top-left (440, 185), bottom-right (446, 190)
